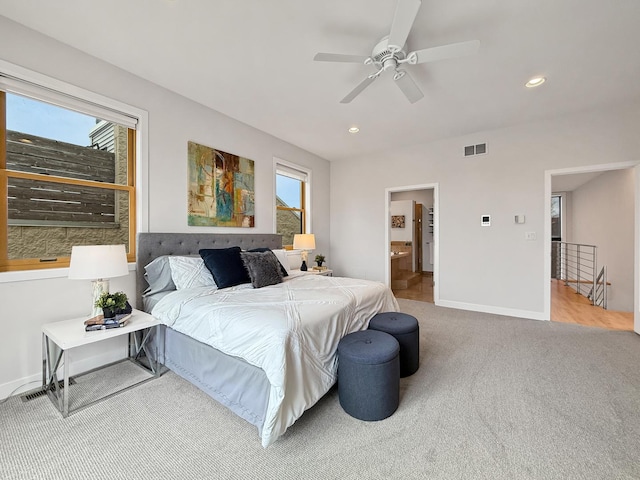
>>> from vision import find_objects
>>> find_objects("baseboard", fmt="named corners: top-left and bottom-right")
top-left (0, 348), bottom-right (127, 401)
top-left (0, 373), bottom-right (42, 400)
top-left (436, 299), bottom-right (549, 321)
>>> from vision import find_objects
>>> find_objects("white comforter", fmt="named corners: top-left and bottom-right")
top-left (151, 274), bottom-right (399, 447)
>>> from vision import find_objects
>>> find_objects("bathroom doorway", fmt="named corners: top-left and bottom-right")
top-left (385, 183), bottom-right (438, 304)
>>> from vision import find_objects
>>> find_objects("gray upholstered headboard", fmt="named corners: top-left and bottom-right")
top-left (136, 233), bottom-right (282, 309)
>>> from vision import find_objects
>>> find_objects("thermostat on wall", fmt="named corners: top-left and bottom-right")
top-left (481, 215), bottom-right (491, 226)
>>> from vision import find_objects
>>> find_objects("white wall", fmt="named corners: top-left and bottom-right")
top-left (571, 169), bottom-right (635, 311)
top-left (0, 17), bottom-right (331, 398)
top-left (330, 102), bottom-right (640, 319)
top-left (390, 200), bottom-right (413, 242)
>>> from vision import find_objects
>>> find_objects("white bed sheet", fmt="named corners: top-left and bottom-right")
top-left (151, 274), bottom-right (399, 447)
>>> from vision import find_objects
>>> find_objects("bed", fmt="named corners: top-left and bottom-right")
top-left (136, 232), bottom-right (399, 447)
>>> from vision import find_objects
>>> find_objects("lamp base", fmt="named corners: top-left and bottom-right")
top-left (90, 279), bottom-right (110, 317)
top-left (300, 260), bottom-right (308, 272)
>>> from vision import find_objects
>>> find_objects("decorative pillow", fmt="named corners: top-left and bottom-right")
top-left (250, 247), bottom-right (288, 277)
top-left (168, 256), bottom-right (216, 290)
top-left (240, 251), bottom-right (284, 288)
top-left (143, 256), bottom-right (176, 296)
top-left (200, 247), bottom-right (251, 289)
top-left (286, 250), bottom-right (303, 271)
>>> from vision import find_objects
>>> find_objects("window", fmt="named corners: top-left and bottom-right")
top-left (275, 162), bottom-right (310, 247)
top-left (551, 194), bottom-right (562, 241)
top-left (0, 77), bottom-right (138, 272)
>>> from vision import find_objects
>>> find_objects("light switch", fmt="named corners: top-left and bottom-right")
top-left (515, 215), bottom-right (525, 224)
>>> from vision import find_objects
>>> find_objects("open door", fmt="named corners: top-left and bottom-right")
top-left (635, 164), bottom-right (640, 334)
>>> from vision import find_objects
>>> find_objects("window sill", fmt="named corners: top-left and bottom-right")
top-left (0, 263), bottom-right (136, 284)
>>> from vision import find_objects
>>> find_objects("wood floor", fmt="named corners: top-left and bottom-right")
top-left (393, 275), bottom-right (634, 332)
top-left (550, 279), bottom-right (633, 331)
top-left (393, 273), bottom-right (434, 303)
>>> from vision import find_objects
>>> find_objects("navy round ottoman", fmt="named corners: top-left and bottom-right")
top-left (369, 312), bottom-right (419, 377)
top-left (337, 330), bottom-right (400, 421)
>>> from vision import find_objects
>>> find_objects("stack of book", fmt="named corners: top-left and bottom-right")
top-left (84, 313), bottom-right (132, 331)
top-left (312, 266), bottom-right (328, 271)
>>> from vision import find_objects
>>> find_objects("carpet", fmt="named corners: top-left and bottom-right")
top-left (2, 299), bottom-right (640, 479)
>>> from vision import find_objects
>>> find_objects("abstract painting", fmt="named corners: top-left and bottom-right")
top-left (391, 215), bottom-right (405, 228)
top-left (187, 141), bottom-right (255, 227)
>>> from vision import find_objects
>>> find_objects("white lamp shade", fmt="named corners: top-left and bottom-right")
top-left (68, 244), bottom-right (129, 280)
top-left (293, 234), bottom-right (316, 251)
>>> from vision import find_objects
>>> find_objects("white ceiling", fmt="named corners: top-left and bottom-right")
top-left (1, 0), bottom-right (639, 161)
top-left (552, 172), bottom-right (603, 192)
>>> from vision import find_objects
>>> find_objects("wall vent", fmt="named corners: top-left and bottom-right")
top-left (464, 143), bottom-right (487, 156)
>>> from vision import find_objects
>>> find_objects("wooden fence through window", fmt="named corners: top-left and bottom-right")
top-left (6, 130), bottom-right (118, 226)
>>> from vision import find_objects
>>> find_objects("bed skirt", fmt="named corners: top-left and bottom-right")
top-left (149, 325), bottom-right (271, 434)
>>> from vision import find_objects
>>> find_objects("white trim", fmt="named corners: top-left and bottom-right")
top-left (635, 165), bottom-right (640, 334)
top-left (273, 157), bottom-right (312, 234)
top-left (437, 300), bottom-right (548, 321)
top-left (384, 182), bottom-right (439, 304)
top-left (0, 263), bottom-right (136, 284)
top-left (0, 59), bottom-right (149, 280)
top-left (544, 160), bottom-right (640, 324)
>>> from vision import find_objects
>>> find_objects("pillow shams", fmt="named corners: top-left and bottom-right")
top-left (240, 251), bottom-right (283, 288)
top-left (168, 256), bottom-right (216, 290)
top-left (143, 256), bottom-right (176, 296)
top-left (200, 247), bottom-right (251, 289)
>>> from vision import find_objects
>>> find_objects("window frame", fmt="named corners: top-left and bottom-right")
top-left (0, 59), bottom-right (148, 280)
top-left (274, 158), bottom-right (311, 247)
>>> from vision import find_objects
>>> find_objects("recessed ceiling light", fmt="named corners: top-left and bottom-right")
top-left (19, 138), bottom-right (33, 144)
top-left (525, 76), bottom-right (546, 88)
top-left (348, 127), bottom-right (360, 134)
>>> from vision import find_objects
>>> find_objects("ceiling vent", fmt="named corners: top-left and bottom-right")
top-left (464, 143), bottom-right (487, 156)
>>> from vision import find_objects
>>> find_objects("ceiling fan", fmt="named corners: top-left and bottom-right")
top-left (313, 0), bottom-right (480, 104)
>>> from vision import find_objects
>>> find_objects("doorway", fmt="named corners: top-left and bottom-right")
top-left (545, 163), bottom-right (639, 333)
top-left (385, 183), bottom-right (438, 304)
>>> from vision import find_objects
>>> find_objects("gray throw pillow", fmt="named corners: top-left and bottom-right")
top-left (240, 251), bottom-right (283, 288)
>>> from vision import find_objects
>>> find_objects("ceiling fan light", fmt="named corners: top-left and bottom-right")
top-left (525, 76), bottom-right (546, 88)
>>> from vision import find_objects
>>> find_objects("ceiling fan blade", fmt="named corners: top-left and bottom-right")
top-left (314, 53), bottom-right (369, 64)
top-left (407, 40), bottom-right (480, 64)
top-left (387, 0), bottom-right (422, 52)
top-left (394, 70), bottom-right (424, 104)
top-left (340, 76), bottom-right (377, 104)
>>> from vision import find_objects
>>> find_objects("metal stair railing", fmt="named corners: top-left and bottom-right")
top-left (589, 266), bottom-right (608, 310)
top-left (552, 241), bottom-right (607, 309)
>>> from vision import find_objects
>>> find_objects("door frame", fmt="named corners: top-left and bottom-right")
top-left (544, 161), bottom-right (640, 333)
top-left (385, 183), bottom-right (439, 304)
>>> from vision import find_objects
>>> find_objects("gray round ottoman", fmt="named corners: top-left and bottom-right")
top-left (369, 312), bottom-right (419, 377)
top-left (337, 330), bottom-right (400, 421)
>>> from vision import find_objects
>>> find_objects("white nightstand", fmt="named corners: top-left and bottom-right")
top-left (42, 309), bottom-right (162, 417)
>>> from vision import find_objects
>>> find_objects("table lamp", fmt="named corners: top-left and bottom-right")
top-left (293, 234), bottom-right (316, 271)
top-left (68, 244), bottom-right (129, 317)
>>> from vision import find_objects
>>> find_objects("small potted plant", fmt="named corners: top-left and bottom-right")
top-left (95, 291), bottom-right (129, 319)
top-left (315, 254), bottom-right (326, 268)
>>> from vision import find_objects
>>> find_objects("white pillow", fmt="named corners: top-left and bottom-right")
top-left (168, 256), bottom-right (216, 290)
top-left (286, 250), bottom-right (303, 271)
top-left (271, 249), bottom-right (291, 274)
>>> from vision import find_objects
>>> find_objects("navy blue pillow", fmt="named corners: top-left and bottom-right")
top-left (199, 247), bottom-right (251, 289)
top-left (249, 247), bottom-right (288, 277)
